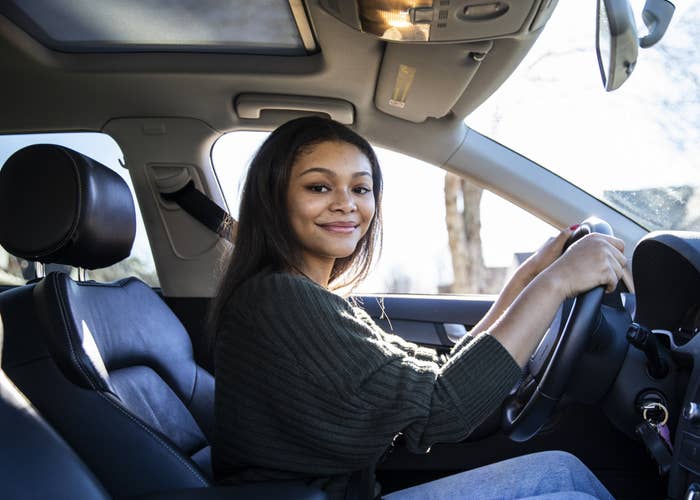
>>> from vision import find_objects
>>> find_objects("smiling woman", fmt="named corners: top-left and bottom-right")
top-left (209, 116), bottom-right (383, 317)
top-left (286, 141), bottom-right (377, 286)
top-left (208, 116), bottom-right (621, 500)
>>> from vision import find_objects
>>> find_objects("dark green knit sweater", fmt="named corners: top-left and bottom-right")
top-left (213, 271), bottom-right (522, 498)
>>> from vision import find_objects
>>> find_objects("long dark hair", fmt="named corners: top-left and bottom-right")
top-left (208, 116), bottom-right (383, 351)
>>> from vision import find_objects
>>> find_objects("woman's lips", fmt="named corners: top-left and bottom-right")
top-left (318, 222), bottom-right (358, 233)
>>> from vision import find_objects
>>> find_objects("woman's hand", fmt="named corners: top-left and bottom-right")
top-left (488, 232), bottom-right (626, 367)
top-left (544, 233), bottom-right (627, 299)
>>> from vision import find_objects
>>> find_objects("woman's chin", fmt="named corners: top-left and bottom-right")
top-left (324, 244), bottom-right (359, 260)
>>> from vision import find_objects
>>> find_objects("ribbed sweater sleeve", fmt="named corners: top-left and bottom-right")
top-left (214, 272), bottom-right (521, 493)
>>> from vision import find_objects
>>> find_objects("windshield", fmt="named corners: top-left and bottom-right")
top-left (467, 0), bottom-right (699, 232)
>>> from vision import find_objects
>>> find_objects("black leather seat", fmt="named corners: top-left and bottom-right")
top-left (1, 314), bottom-right (326, 500)
top-left (0, 144), bottom-right (214, 497)
top-left (0, 144), bottom-right (327, 499)
top-left (0, 313), bottom-right (109, 500)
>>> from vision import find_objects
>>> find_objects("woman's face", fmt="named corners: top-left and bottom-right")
top-left (287, 140), bottom-right (375, 281)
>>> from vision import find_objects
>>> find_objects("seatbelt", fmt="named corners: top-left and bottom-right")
top-left (161, 181), bottom-right (236, 241)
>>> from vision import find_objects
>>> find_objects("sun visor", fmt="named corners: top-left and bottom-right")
top-left (374, 41), bottom-right (492, 122)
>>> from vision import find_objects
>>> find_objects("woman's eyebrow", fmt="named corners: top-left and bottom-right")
top-left (353, 171), bottom-right (372, 178)
top-left (298, 167), bottom-right (372, 178)
top-left (299, 167), bottom-right (335, 177)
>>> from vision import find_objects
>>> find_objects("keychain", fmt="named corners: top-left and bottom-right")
top-left (643, 401), bottom-right (673, 451)
top-left (635, 400), bottom-right (673, 474)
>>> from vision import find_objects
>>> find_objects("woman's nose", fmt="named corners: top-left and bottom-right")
top-left (330, 189), bottom-right (356, 212)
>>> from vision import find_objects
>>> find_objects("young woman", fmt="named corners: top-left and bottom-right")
top-left (210, 116), bottom-right (624, 499)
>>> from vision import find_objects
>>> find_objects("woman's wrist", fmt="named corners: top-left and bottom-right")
top-left (510, 260), bottom-right (539, 291)
top-left (532, 266), bottom-right (568, 303)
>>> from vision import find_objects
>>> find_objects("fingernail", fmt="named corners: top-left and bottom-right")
top-left (569, 224), bottom-right (580, 231)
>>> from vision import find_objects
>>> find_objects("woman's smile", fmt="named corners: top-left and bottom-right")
top-left (317, 221), bottom-right (360, 233)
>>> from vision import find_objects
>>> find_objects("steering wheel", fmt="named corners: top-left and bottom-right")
top-left (501, 216), bottom-right (613, 442)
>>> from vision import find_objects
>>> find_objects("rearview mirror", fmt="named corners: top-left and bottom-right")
top-left (596, 0), bottom-right (638, 91)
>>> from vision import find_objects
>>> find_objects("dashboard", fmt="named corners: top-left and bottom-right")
top-left (618, 231), bottom-right (700, 498)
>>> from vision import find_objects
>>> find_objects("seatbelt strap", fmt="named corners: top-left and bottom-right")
top-left (161, 181), bottom-right (236, 241)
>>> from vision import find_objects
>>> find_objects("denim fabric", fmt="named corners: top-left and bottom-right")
top-left (384, 451), bottom-right (614, 500)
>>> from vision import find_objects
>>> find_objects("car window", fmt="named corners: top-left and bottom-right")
top-left (467, 1), bottom-right (700, 232)
top-left (212, 131), bottom-right (556, 295)
top-left (0, 132), bottom-right (159, 287)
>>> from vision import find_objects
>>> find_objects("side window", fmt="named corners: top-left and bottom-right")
top-left (0, 133), bottom-right (159, 287)
top-left (211, 132), bottom-right (556, 294)
top-left (357, 149), bottom-right (557, 294)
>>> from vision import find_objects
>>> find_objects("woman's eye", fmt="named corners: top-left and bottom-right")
top-left (309, 184), bottom-right (330, 193)
top-left (354, 186), bottom-right (371, 195)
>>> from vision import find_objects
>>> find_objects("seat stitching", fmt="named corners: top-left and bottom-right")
top-left (96, 390), bottom-right (209, 486)
top-left (51, 276), bottom-right (98, 391)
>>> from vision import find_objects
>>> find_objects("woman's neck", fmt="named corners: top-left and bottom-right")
top-left (295, 254), bottom-right (334, 288)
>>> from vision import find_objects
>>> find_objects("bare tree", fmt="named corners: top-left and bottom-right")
top-left (444, 172), bottom-right (488, 293)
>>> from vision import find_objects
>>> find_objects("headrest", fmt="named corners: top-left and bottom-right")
top-left (0, 144), bottom-right (135, 269)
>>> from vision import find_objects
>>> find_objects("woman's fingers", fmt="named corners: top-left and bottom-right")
top-left (604, 254), bottom-right (625, 293)
top-left (593, 237), bottom-right (627, 293)
top-left (596, 234), bottom-right (626, 253)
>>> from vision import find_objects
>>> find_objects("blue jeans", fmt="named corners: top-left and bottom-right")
top-left (384, 451), bottom-right (614, 499)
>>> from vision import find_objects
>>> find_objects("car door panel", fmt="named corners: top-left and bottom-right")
top-left (356, 294), bottom-right (493, 347)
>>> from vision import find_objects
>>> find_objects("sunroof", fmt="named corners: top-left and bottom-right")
top-left (1, 0), bottom-right (315, 55)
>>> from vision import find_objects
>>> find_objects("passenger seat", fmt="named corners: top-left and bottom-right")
top-left (0, 144), bottom-right (213, 497)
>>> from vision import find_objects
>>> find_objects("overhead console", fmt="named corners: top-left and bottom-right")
top-left (319, 0), bottom-right (559, 123)
top-left (319, 0), bottom-right (557, 43)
